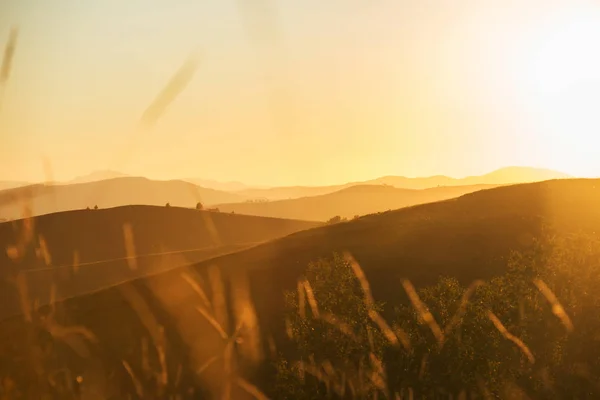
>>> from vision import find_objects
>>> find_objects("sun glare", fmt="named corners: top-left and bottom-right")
top-left (516, 4), bottom-right (600, 177)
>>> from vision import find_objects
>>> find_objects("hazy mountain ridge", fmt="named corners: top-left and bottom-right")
top-left (233, 166), bottom-right (571, 200)
top-left (0, 177), bottom-right (248, 219)
top-left (216, 183), bottom-right (505, 221)
top-left (0, 167), bottom-right (570, 220)
top-left (67, 170), bottom-right (129, 184)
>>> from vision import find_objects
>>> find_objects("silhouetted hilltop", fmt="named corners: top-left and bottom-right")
top-left (0, 205), bottom-right (320, 318)
top-left (0, 177), bottom-right (249, 219)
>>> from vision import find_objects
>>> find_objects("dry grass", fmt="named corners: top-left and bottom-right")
top-left (0, 27), bottom-right (18, 85)
top-left (0, 26), bottom-right (18, 113)
top-left (0, 203), bottom-right (586, 399)
top-left (139, 53), bottom-right (200, 129)
top-left (486, 311), bottom-right (535, 365)
top-left (402, 279), bottom-right (444, 345)
top-left (533, 278), bottom-right (574, 333)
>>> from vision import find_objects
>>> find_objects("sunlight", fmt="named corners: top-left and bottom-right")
top-left (516, 4), bottom-right (600, 177)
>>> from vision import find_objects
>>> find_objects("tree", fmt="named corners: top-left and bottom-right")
top-left (94, 205), bottom-right (98, 210)
top-left (326, 216), bottom-right (346, 224)
top-left (271, 253), bottom-right (388, 399)
top-left (196, 202), bottom-right (204, 210)
top-left (165, 202), bottom-right (171, 207)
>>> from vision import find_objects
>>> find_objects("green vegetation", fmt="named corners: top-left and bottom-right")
top-left (272, 254), bottom-right (387, 399)
top-left (272, 235), bottom-right (600, 398)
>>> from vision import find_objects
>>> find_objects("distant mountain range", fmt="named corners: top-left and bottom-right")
top-left (67, 170), bottom-right (129, 184)
top-left (233, 167), bottom-right (571, 200)
top-left (216, 183), bottom-right (503, 221)
top-left (0, 166), bottom-right (570, 196)
top-left (0, 167), bottom-right (571, 220)
top-left (0, 177), bottom-right (247, 220)
top-left (183, 178), bottom-right (262, 192)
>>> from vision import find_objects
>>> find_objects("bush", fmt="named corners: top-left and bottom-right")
top-left (326, 216), bottom-right (347, 224)
top-left (271, 233), bottom-right (600, 398)
top-left (272, 253), bottom-right (388, 398)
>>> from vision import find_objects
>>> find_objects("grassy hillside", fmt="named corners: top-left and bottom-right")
top-left (0, 205), bottom-right (320, 320)
top-left (183, 179), bottom-right (600, 336)
top-left (234, 166), bottom-right (568, 200)
top-left (217, 183), bottom-right (502, 221)
top-left (0, 177), bottom-right (249, 219)
top-left (1, 179), bottom-right (599, 398)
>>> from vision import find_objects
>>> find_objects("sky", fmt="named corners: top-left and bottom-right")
top-left (1, 0), bottom-right (600, 186)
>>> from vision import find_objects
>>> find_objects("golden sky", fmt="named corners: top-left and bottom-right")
top-left (1, 0), bottom-right (600, 186)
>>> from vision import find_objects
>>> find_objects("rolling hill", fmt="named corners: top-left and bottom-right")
top-left (1, 178), bottom-right (597, 398)
top-left (174, 179), bottom-right (600, 335)
top-left (0, 205), bottom-right (320, 319)
top-left (216, 183), bottom-right (502, 221)
top-left (234, 166), bottom-right (570, 200)
top-left (0, 180), bottom-right (29, 191)
top-left (0, 177), bottom-right (249, 219)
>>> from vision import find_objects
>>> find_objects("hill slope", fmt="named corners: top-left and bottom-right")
top-left (0, 205), bottom-right (320, 319)
top-left (235, 166), bottom-right (569, 200)
top-left (1, 179), bottom-right (597, 397)
top-left (0, 177), bottom-right (248, 219)
top-left (0, 181), bottom-right (29, 191)
top-left (217, 183), bottom-right (501, 221)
